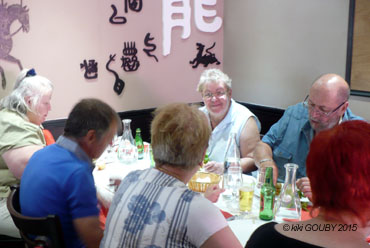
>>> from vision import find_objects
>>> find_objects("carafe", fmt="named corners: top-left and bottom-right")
top-left (274, 163), bottom-right (301, 222)
top-left (118, 119), bottom-right (137, 164)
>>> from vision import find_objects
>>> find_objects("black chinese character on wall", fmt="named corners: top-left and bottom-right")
top-left (109, 0), bottom-right (143, 25)
top-left (121, 42), bottom-right (140, 72)
top-left (106, 54), bottom-right (125, 95)
top-left (80, 59), bottom-right (98, 79)
top-left (143, 32), bottom-right (158, 62)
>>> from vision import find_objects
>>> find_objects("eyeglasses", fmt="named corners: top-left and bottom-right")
top-left (203, 91), bottom-right (226, 100)
top-left (303, 95), bottom-right (346, 117)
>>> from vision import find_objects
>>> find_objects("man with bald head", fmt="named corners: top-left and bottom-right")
top-left (254, 74), bottom-right (363, 188)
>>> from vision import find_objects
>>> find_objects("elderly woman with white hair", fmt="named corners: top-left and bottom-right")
top-left (0, 68), bottom-right (53, 237)
top-left (197, 68), bottom-right (261, 175)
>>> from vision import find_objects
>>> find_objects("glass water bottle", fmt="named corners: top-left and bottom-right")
top-left (223, 133), bottom-right (243, 201)
top-left (274, 163), bottom-right (301, 222)
top-left (118, 119), bottom-right (137, 164)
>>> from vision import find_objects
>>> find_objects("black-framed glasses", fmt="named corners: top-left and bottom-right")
top-left (203, 91), bottom-right (226, 100)
top-left (25, 68), bottom-right (36, 77)
top-left (303, 95), bottom-right (346, 117)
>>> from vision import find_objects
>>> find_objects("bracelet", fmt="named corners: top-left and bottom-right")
top-left (256, 158), bottom-right (273, 168)
top-left (259, 158), bottom-right (273, 164)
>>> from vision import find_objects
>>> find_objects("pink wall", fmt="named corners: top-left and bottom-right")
top-left (0, 0), bottom-right (224, 119)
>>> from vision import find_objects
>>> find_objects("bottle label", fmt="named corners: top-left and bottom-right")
top-left (260, 195), bottom-right (265, 212)
top-left (137, 144), bottom-right (143, 151)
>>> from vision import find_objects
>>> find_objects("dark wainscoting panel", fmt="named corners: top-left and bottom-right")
top-left (42, 119), bottom-right (67, 142)
top-left (42, 102), bottom-right (285, 142)
top-left (237, 101), bottom-right (284, 135)
top-left (42, 108), bottom-right (156, 143)
top-left (118, 108), bottom-right (155, 142)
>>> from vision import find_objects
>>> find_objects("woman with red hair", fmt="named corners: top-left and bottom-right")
top-left (246, 120), bottom-right (370, 247)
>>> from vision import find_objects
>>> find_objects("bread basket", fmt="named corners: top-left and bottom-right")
top-left (188, 171), bottom-right (221, 193)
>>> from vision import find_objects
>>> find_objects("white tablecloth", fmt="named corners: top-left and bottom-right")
top-left (93, 153), bottom-right (270, 245)
top-left (93, 150), bottom-right (152, 208)
top-left (214, 176), bottom-right (270, 246)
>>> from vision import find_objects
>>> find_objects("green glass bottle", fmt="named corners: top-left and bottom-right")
top-left (259, 167), bottom-right (276, 220)
top-left (135, 128), bottom-right (144, 160)
top-left (203, 153), bottom-right (209, 164)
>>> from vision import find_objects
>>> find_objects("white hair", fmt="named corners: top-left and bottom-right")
top-left (196, 68), bottom-right (232, 93)
top-left (0, 70), bottom-right (53, 118)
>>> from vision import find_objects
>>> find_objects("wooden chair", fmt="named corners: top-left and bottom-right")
top-left (0, 234), bottom-right (25, 248)
top-left (6, 186), bottom-right (65, 248)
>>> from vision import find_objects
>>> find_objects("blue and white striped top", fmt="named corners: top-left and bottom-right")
top-left (100, 168), bottom-right (228, 248)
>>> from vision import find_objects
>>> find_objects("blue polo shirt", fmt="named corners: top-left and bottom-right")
top-left (262, 102), bottom-right (363, 182)
top-left (20, 136), bottom-right (99, 248)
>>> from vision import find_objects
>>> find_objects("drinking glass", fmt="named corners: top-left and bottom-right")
top-left (225, 164), bottom-right (243, 199)
top-left (256, 167), bottom-right (266, 189)
top-left (239, 178), bottom-right (255, 214)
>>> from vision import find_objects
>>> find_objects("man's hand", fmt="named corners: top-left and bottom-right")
top-left (204, 184), bottom-right (225, 203)
top-left (253, 141), bottom-right (278, 185)
top-left (203, 161), bottom-right (224, 175)
top-left (296, 177), bottom-right (312, 202)
top-left (259, 161), bottom-right (278, 186)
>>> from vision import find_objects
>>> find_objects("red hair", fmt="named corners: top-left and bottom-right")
top-left (306, 120), bottom-right (370, 226)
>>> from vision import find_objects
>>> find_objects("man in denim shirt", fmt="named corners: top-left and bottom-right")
top-left (254, 74), bottom-right (363, 198)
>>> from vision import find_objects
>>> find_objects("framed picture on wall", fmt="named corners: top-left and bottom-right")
top-left (346, 0), bottom-right (370, 97)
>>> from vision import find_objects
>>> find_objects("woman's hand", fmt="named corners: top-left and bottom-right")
top-left (203, 161), bottom-right (224, 175)
top-left (204, 184), bottom-right (225, 203)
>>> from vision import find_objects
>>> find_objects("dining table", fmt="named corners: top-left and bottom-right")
top-left (93, 147), bottom-right (278, 245)
top-left (93, 146), bottom-right (152, 208)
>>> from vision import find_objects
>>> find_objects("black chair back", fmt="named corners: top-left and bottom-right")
top-left (6, 186), bottom-right (65, 248)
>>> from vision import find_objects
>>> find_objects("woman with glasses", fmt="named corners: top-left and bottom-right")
top-left (0, 68), bottom-right (53, 238)
top-left (196, 69), bottom-right (261, 174)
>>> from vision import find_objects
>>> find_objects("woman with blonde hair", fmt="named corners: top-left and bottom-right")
top-left (101, 103), bottom-right (242, 248)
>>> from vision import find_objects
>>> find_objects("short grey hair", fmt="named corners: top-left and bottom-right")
top-left (151, 103), bottom-right (211, 170)
top-left (196, 68), bottom-right (232, 93)
top-left (0, 69), bottom-right (53, 118)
